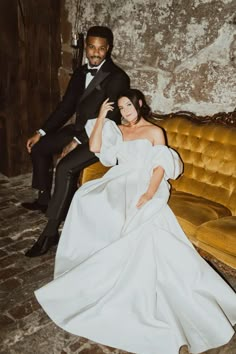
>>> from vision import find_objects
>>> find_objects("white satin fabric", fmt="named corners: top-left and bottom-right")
top-left (35, 120), bottom-right (236, 354)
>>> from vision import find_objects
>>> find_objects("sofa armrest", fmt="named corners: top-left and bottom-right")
top-left (80, 162), bottom-right (110, 185)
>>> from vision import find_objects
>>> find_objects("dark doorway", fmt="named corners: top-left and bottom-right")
top-left (0, 0), bottom-right (61, 176)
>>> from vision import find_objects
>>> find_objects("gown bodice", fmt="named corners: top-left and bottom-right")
top-left (85, 119), bottom-right (183, 181)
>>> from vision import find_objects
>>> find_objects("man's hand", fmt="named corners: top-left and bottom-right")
top-left (26, 133), bottom-right (41, 153)
top-left (60, 140), bottom-right (78, 159)
top-left (136, 192), bottom-right (153, 209)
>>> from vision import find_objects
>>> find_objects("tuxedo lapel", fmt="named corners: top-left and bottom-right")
top-left (79, 61), bottom-right (112, 103)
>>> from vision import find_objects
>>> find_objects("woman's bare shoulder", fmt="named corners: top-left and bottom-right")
top-left (149, 124), bottom-right (165, 145)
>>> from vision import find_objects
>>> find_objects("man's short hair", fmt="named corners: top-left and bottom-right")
top-left (86, 26), bottom-right (114, 48)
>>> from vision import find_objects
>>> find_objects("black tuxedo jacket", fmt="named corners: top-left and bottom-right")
top-left (41, 58), bottom-right (130, 142)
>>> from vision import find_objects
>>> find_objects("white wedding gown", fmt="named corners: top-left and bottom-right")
top-left (35, 120), bottom-right (236, 354)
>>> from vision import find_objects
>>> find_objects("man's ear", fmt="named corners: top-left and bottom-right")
top-left (139, 99), bottom-right (143, 107)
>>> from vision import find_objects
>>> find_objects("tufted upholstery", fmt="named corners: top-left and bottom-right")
top-left (80, 115), bottom-right (236, 269)
top-left (156, 117), bottom-right (236, 215)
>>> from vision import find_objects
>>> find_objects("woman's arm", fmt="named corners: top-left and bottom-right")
top-left (136, 126), bottom-right (166, 208)
top-left (89, 99), bottom-right (114, 153)
top-left (136, 166), bottom-right (164, 208)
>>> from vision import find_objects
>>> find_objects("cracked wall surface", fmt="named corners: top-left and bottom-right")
top-left (62, 0), bottom-right (236, 115)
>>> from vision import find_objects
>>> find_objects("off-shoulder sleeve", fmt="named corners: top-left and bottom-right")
top-left (85, 119), bottom-right (122, 167)
top-left (151, 145), bottom-right (183, 180)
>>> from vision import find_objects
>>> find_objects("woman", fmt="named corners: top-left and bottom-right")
top-left (35, 89), bottom-right (236, 354)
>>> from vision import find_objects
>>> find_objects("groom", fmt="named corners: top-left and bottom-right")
top-left (23, 26), bottom-right (130, 257)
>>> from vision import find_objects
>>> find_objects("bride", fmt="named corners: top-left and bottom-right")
top-left (35, 89), bottom-right (236, 354)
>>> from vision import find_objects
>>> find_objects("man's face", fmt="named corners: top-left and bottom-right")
top-left (85, 36), bottom-right (109, 67)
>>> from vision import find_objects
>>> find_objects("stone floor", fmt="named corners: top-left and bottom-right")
top-left (0, 173), bottom-right (235, 354)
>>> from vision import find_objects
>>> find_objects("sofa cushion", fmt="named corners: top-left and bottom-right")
top-left (195, 216), bottom-right (236, 256)
top-left (168, 191), bottom-right (232, 238)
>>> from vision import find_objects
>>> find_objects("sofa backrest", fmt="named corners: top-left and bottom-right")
top-left (155, 116), bottom-right (236, 215)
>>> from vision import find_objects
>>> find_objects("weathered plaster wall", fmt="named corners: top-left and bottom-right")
top-left (62, 0), bottom-right (236, 115)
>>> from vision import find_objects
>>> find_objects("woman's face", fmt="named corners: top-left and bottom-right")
top-left (118, 97), bottom-right (138, 123)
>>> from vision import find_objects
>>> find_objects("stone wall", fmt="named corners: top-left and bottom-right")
top-left (61, 0), bottom-right (236, 115)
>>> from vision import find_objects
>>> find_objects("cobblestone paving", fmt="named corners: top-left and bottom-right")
top-left (0, 173), bottom-right (235, 354)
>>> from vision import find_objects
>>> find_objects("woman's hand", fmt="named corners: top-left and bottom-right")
top-left (97, 98), bottom-right (114, 120)
top-left (136, 166), bottom-right (164, 208)
top-left (136, 192), bottom-right (153, 208)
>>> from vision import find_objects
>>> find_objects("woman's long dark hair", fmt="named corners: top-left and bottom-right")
top-left (118, 89), bottom-right (152, 124)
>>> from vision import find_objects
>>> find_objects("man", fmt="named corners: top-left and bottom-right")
top-left (23, 26), bottom-right (130, 257)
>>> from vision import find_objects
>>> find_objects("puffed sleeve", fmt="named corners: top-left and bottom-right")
top-left (85, 119), bottom-right (122, 167)
top-left (151, 145), bottom-right (183, 180)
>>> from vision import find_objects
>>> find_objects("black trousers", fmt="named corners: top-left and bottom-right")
top-left (31, 124), bottom-right (98, 221)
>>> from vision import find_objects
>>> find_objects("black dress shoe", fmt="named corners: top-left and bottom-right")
top-left (25, 233), bottom-right (59, 257)
top-left (21, 200), bottom-right (48, 213)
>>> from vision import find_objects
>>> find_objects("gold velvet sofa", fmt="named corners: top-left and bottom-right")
top-left (80, 112), bottom-right (236, 269)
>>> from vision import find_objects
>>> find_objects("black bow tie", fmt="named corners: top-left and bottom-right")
top-left (84, 67), bottom-right (98, 76)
